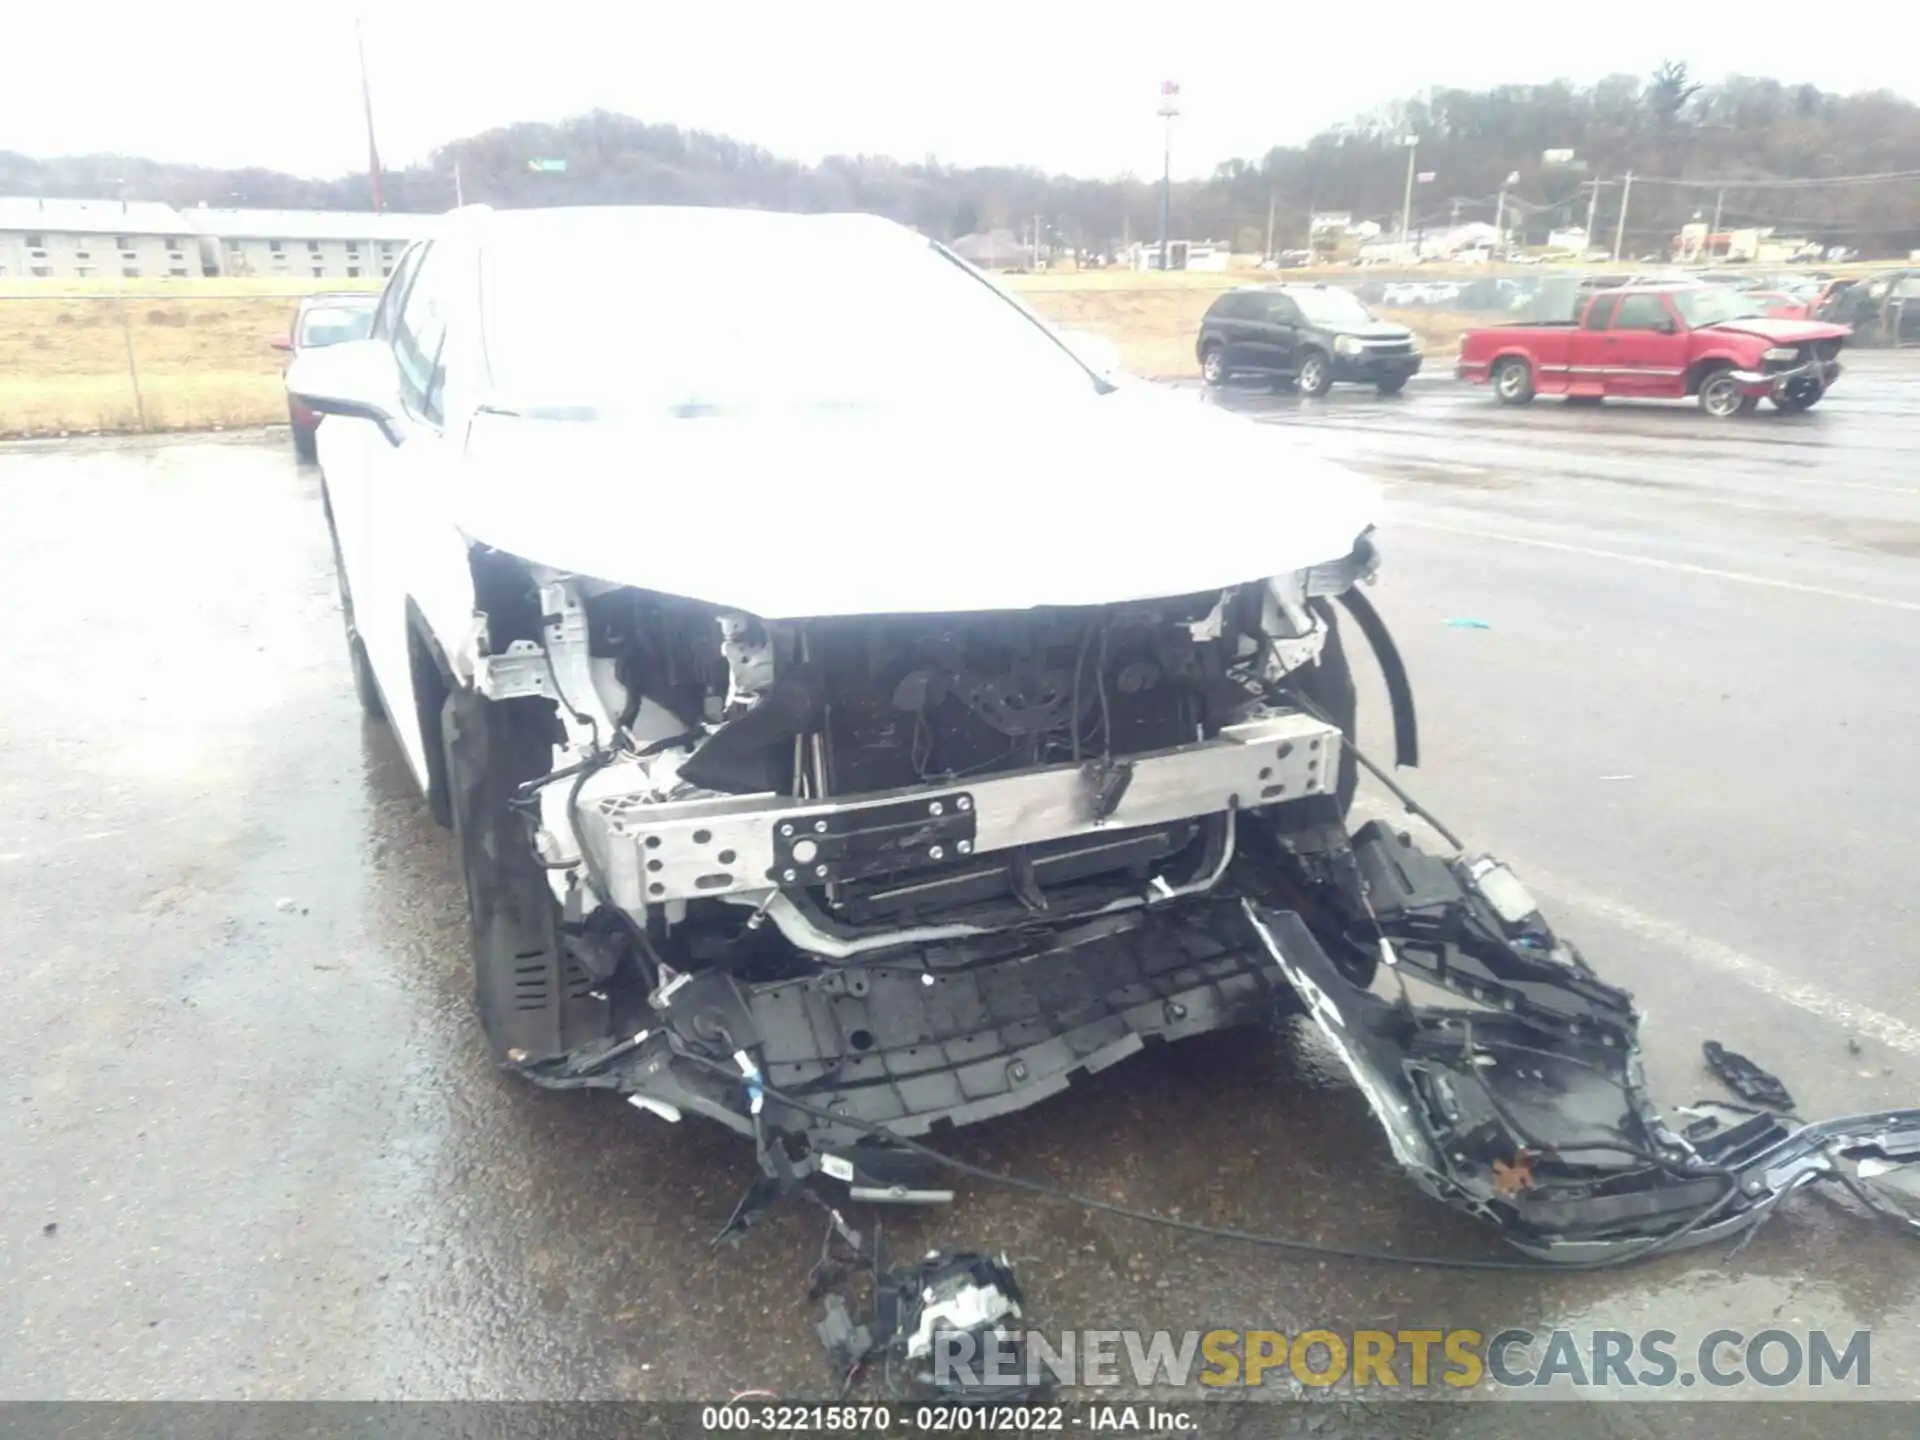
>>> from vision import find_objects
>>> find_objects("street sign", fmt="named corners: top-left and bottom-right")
top-left (527, 158), bottom-right (568, 173)
top-left (1157, 80), bottom-right (1181, 117)
top-left (1416, 172), bottom-right (1436, 184)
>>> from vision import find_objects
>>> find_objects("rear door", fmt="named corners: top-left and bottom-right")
top-left (1213, 293), bottom-right (1258, 369)
top-left (1604, 292), bottom-right (1689, 397)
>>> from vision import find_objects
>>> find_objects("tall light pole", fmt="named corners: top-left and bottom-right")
top-left (1398, 135), bottom-right (1418, 262)
top-left (355, 18), bottom-right (384, 213)
top-left (1157, 81), bottom-right (1180, 270)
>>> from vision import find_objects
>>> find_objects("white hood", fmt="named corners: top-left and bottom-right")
top-left (451, 385), bottom-right (1379, 619)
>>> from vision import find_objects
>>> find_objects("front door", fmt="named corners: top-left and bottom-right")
top-left (1252, 293), bottom-right (1302, 375)
top-left (1565, 293), bottom-right (1617, 396)
top-left (1604, 292), bottom-right (1690, 398)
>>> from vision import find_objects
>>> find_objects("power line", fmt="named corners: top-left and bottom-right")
top-left (1630, 167), bottom-right (1920, 190)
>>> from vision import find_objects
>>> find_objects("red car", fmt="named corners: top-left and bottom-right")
top-left (273, 293), bottom-right (379, 459)
top-left (1456, 283), bottom-right (1850, 415)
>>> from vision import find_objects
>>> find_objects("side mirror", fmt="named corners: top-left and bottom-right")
top-left (270, 337), bottom-right (293, 353)
top-left (1654, 319), bottom-right (1678, 334)
top-left (285, 339), bottom-right (404, 445)
top-left (1057, 327), bottom-right (1124, 380)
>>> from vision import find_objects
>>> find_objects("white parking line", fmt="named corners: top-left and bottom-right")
top-left (1351, 799), bottom-right (1920, 1055)
top-left (1397, 520), bottom-right (1920, 614)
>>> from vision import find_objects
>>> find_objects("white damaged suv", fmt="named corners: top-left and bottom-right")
top-left (291, 205), bottom-right (1888, 1260)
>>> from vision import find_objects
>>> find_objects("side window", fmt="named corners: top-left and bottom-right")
top-left (1210, 294), bottom-right (1247, 321)
top-left (1263, 296), bottom-right (1301, 325)
top-left (1612, 294), bottom-right (1671, 330)
top-left (393, 250), bottom-right (452, 426)
top-left (1583, 295), bottom-right (1618, 330)
top-left (372, 243), bottom-right (427, 342)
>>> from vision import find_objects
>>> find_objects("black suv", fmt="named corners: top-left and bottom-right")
top-left (1196, 284), bottom-right (1422, 396)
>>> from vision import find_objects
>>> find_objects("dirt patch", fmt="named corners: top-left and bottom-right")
top-left (0, 291), bottom-right (300, 436)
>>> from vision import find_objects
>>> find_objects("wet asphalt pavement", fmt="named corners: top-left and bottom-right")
top-left (3, 360), bottom-right (1919, 1426)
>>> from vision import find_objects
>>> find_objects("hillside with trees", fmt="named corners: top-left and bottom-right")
top-left (5, 64), bottom-right (1919, 257)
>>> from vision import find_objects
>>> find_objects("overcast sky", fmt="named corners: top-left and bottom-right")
top-left (6, 4), bottom-right (1912, 183)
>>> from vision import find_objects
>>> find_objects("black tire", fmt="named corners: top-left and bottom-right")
top-left (1296, 349), bottom-right (1334, 397)
top-left (1698, 367), bottom-right (1758, 418)
top-left (1200, 343), bottom-right (1227, 386)
top-left (1376, 376), bottom-right (1408, 397)
top-left (291, 405), bottom-right (318, 461)
top-left (1492, 357), bottom-right (1535, 405)
top-left (322, 501), bottom-right (384, 720)
top-left (1773, 375), bottom-right (1823, 413)
top-left (441, 687), bottom-right (589, 1067)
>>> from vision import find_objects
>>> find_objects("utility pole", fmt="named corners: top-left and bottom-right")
top-left (1710, 187), bottom-right (1725, 252)
top-left (1583, 180), bottom-right (1601, 252)
top-left (1265, 189), bottom-right (1276, 259)
top-left (1398, 135), bottom-right (1418, 261)
top-left (1156, 82), bottom-right (1180, 270)
top-left (1494, 170), bottom-right (1518, 256)
top-left (355, 18), bottom-right (383, 213)
top-left (1612, 170), bottom-right (1634, 262)
top-left (453, 160), bottom-right (465, 208)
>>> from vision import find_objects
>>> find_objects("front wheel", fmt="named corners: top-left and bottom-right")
top-left (442, 688), bottom-right (591, 1068)
top-left (1200, 344), bottom-right (1227, 386)
top-left (1699, 368), bottom-right (1758, 418)
top-left (291, 404), bottom-right (318, 461)
top-left (1297, 350), bottom-right (1334, 397)
top-left (1493, 358), bottom-right (1535, 405)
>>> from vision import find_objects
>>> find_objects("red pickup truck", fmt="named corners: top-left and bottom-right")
top-left (1457, 283), bottom-right (1850, 415)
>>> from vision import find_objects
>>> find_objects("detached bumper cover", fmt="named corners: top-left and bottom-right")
top-left (1242, 838), bottom-right (1920, 1260)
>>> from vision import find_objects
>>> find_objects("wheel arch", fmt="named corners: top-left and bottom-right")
top-left (1684, 352), bottom-right (1745, 395)
top-left (406, 599), bottom-right (459, 828)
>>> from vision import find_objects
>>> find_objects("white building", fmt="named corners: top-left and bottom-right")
top-left (0, 197), bottom-right (202, 279)
top-left (184, 208), bottom-right (434, 280)
top-left (1127, 239), bottom-right (1231, 272)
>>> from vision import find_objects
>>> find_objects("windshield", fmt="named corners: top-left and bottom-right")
top-left (299, 305), bottom-right (375, 347)
top-left (479, 224), bottom-right (1101, 415)
top-left (1671, 287), bottom-right (1769, 329)
top-left (1287, 288), bottom-right (1376, 327)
